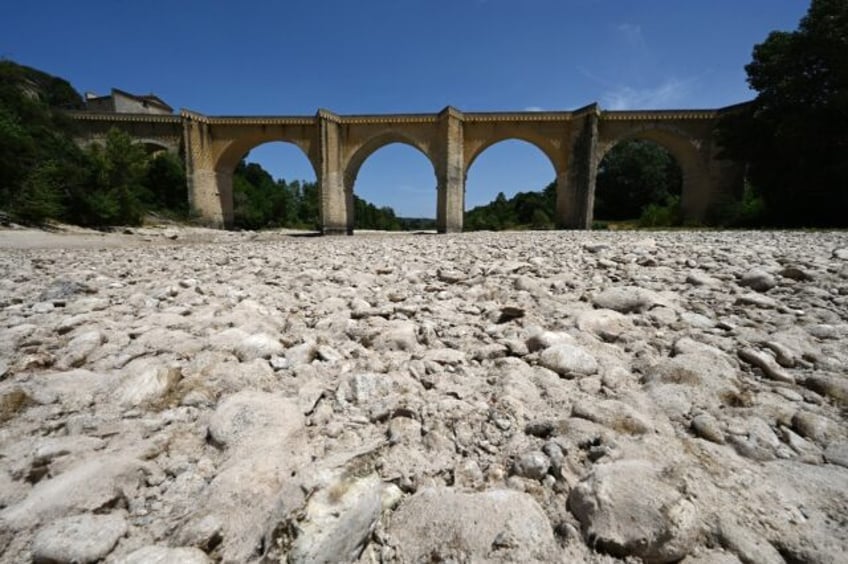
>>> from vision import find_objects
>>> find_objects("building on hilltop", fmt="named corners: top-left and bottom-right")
top-left (84, 88), bottom-right (173, 114)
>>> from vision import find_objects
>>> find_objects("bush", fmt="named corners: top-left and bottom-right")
top-left (9, 160), bottom-right (65, 224)
top-left (709, 182), bottom-right (767, 227)
top-left (639, 195), bottom-right (682, 227)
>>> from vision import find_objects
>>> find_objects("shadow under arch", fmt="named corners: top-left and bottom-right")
top-left (343, 132), bottom-right (438, 233)
top-left (597, 124), bottom-right (708, 221)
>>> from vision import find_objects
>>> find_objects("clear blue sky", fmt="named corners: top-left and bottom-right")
top-left (2, 1), bottom-right (809, 218)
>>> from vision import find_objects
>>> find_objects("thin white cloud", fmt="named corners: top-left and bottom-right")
top-left (615, 23), bottom-right (644, 46)
top-left (602, 77), bottom-right (695, 110)
top-left (524, 106), bottom-right (544, 112)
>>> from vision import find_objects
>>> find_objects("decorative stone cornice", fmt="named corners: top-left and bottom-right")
top-left (317, 109), bottom-right (341, 123)
top-left (338, 114), bottom-right (439, 125)
top-left (68, 103), bottom-right (743, 129)
top-left (601, 110), bottom-right (719, 121)
top-left (66, 111), bottom-right (182, 124)
top-left (438, 106), bottom-right (465, 121)
top-left (572, 102), bottom-right (601, 118)
top-left (463, 111), bottom-right (574, 122)
top-left (202, 116), bottom-right (315, 125)
top-left (180, 109), bottom-right (209, 123)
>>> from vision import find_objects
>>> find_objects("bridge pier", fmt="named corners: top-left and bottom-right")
top-left (182, 115), bottom-right (234, 228)
top-left (317, 110), bottom-right (351, 235)
top-left (186, 169), bottom-right (233, 228)
top-left (556, 109), bottom-right (599, 229)
top-left (436, 107), bottom-right (465, 234)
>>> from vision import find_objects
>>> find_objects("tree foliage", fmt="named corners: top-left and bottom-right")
top-left (717, 0), bottom-right (848, 226)
top-left (0, 60), bottom-right (88, 222)
top-left (594, 140), bottom-right (682, 221)
top-left (0, 60), bottom-right (190, 226)
top-left (465, 182), bottom-right (556, 231)
top-left (231, 159), bottom-right (436, 231)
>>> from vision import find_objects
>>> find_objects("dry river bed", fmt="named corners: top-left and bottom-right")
top-left (0, 226), bottom-right (847, 563)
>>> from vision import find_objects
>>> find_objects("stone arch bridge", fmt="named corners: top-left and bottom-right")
top-left (70, 104), bottom-right (745, 233)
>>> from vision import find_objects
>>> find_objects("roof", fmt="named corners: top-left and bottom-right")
top-left (111, 88), bottom-right (173, 112)
top-left (84, 88), bottom-right (174, 113)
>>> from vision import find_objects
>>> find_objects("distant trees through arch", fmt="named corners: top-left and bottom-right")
top-left (594, 139), bottom-right (683, 225)
top-left (464, 139), bottom-right (556, 231)
top-left (231, 141), bottom-right (319, 230)
top-left (347, 142), bottom-right (437, 231)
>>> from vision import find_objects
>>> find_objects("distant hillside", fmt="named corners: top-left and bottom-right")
top-left (0, 59), bottom-right (84, 110)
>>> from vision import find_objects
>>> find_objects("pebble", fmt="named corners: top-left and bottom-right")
top-left (739, 269), bottom-right (777, 292)
top-left (511, 451), bottom-right (550, 480)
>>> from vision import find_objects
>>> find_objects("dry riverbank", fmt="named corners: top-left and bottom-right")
top-left (1, 227), bottom-right (847, 562)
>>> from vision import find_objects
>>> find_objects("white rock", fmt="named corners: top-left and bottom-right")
top-left (387, 488), bottom-right (558, 562)
top-left (691, 413), bottom-right (725, 444)
top-left (736, 293), bottom-right (779, 309)
top-left (32, 512), bottom-right (127, 563)
top-left (525, 329), bottom-right (574, 352)
top-left (285, 341), bottom-right (317, 365)
top-left (235, 332), bottom-right (285, 361)
top-left (592, 286), bottom-right (663, 313)
top-left (568, 459), bottom-right (699, 563)
top-left (371, 320), bottom-right (419, 351)
top-left (57, 329), bottom-right (105, 369)
top-left (577, 309), bottom-right (633, 340)
top-left (832, 247), bottom-right (848, 260)
top-left (288, 473), bottom-right (383, 563)
top-left (115, 545), bottom-right (211, 564)
top-left (739, 269), bottom-right (777, 292)
top-left (423, 347), bottom-right (466, 365)
top-left (511, 451), bottom-right (550, 480)
top-left (182, 391), bottom-right (307, 562)
top-left (538, 343), bottom-right (598, 378)
top-left (115, 364), bottom-right (182, 407)
top-left (0, 454), bottom-right (143, 529)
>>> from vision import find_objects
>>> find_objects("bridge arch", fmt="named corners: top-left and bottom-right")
top-left (340, 130), bottom-right (438, 233)
top-left (598, 123), bottom-right (710, 223)
top-left (464, 134), bottom-right (563, 179)
top-left (343, 131), bottom-right (436, 190)
top-left (138, 139), bottom-right (174, 155)
top-left (464, 138), bottom-right (559, 228)
top-left (214, 136), bottom-right (318, 178)
top-left (190, 126), bottom-right (319, 229)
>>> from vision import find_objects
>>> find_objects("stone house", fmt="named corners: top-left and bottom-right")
top-left (84, 88), bottom-right (173, 114)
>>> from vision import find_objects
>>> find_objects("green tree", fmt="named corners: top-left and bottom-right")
top-left (717, 0), bottom-right (848, 226)
top-left (144, 152), bottom-right (187, 215)
top-left (594, 140), bottom-right (682, 221)
top-left (0, 61), bottom-right (88, 223)
top-left (230, 159), bottom-right (323, 230)
top-left (76, 129), bottom-right (149, 225)
top-left (11, 160), bottom-right (66, 222)
top-left (465, 181), bottom-right (557, 231)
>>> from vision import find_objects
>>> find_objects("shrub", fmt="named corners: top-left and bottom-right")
top-left (639, 195), bottom-right (682, 227)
